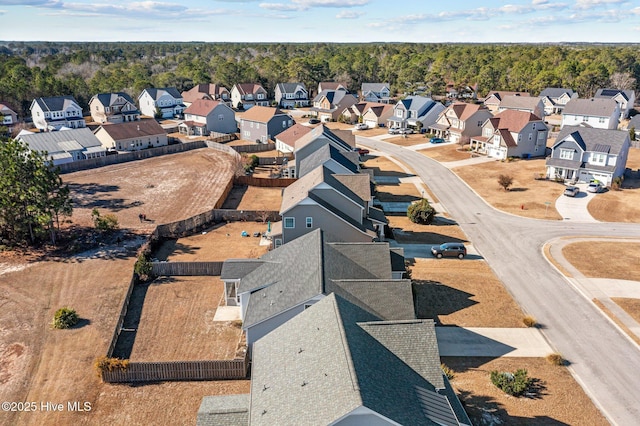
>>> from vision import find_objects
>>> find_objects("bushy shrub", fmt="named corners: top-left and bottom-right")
top-left (407, 198), bottom-right (437, 225)
top-left (546, 353), bottom-right (566, 366)
top-left (522, 315), bottom-right (537, 327)
top-left (95, 356), bottom-right (129, 378)
top-left (498, 174), bottom-right (514, 191)
top-left (134, 252), bottom-right (153, 282)
top-left (91, 208), bottom-right (118, 232)
top-left (441, 363), bottom-right (455, 380)
top-left (52, 307), bottom-right (79, 329)
top-left (612, 176), bottom-right (624, 190)
top-left (490, 369), bottom-right (532, 396)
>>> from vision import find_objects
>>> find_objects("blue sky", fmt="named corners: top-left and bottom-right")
top-left (1, 0), bottom-right (639, 43)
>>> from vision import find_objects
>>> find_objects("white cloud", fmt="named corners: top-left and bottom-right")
top-left (336, 10), bottom-right (363, 19)
top-left (574, 0), bottom-right (625, 9)
top-left (292, 0), bottom-right (369, 7)
top-left (0, 0), bottom-right (60, 5)
top-left (259, 3), bottom-right (301, 11)
top-left (38, 1), bottom-right (230, 20)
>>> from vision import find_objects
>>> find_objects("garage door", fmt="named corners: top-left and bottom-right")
top-left (365, 119), bottom-right (378, 128)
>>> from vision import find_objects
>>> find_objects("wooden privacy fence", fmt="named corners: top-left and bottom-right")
top-left (231, 142), bottom-right (276, 153)
top-left (152, 261), bottom-right (223, 276)
top-left (235, 176), bottom-right (296, 187)
top-left (106, 274), bottom-right (137, 358)
top-left (100, 355), bottom-right (249, 383)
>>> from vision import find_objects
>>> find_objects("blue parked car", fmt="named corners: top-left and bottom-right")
top-left (430, 137), bottom-right (445, 144)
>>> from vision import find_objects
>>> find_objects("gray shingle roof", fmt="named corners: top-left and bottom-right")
top-left (220, 259), bottom-right (266, 280)
top-left (298, 143), bottom-right (358, 177)
top-left (595, 88), bottom-right (634, 101)
top-left (390, 247), bottom-right (406, 273)
top-left (196, 394), bottom-right (250, 426)
top-left (539, 88), bottom-right (575, 98)
top-left (499, 95), bottom-right (542, 112)
top-left (18, 128), bottom-right (102, 155)
top-left (361, 82), bottom-right (389, 92)
top-left (627, 115), bottom-right (640, 130)
top-left (141, 87), bottom-right (182, 100)
top-left (250, 294), bottom-right (460, 426)
top-left (555, 126), bottom-right (629, 156)
top-left (327, 279), bottom-right (415, 321)
top-left (91, 92), bottom-right (137, 109)
top-left (32, 96), bottom-right (80, 112)
top-left (562, 98), bottom-right (617, 117)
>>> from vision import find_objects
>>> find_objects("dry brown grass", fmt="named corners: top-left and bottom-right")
top-left (65, 148), bottom-right (236, 231)
top-left (130, 276), bottom-right (241, 361)
top-left (363, 154), bottom-right (414, 176)
top-left (376, 183), bottom-right (422, 202)
top-left (453, 158), bottom-right (564, 220)
top-left (562, 241), bottom-right (640, 281)
top-left (156, 222), bottom-right (270, 262)
top-left (626, 146), bottom-right (640, 169)
top-left (593, 299), bottom-right (640, 347)
top-left (324, 121), bottom-right (390, 136)
top-left (444, 357), bottom-right (608, 426)
top-left (419, 144), bottom-right (475, 162)
top-left (385, 133), bottom-right (429, 146)
top-left (612, 297), bottom-right (640, 324)
top-left (587, 186), bottom-right (640, 222)
top-left (221, 185), bottom-right (283, 211)
top-left (411, 259), bottom-right (525, 327)
top-left (388, 215), bottom-right (468, 244)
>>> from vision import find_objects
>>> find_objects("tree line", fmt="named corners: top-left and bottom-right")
top-left (1, 41), bottom-right (639, 117)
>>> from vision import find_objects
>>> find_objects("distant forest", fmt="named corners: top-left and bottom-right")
top-left (1, 41), bottom-right (639, 116)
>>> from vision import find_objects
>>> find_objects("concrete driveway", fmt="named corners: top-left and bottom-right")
top-left (554, 183), bottom-right (599, 222)
top-left (436, 327), bottom-right (553, 357)
top-left (357, 135), bottom-right (640, 425)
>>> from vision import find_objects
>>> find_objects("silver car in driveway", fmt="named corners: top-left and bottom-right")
top-left (563, 186), bottom-right (579, 197)
top-left (586, 182), bottom-right (604, 193)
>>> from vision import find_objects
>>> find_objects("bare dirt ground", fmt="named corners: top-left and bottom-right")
top-left (64, 148), bottom-right (236, 231)
top-left (131, 276), bottom-right (241, 361)
top-left (453, 158), bottom-right (564, 220)
top-left (156, 222), bottom-right (270, 262)
top-left (1, 149), bottom-right (242, 425)
top-left (444, 357), bottom-right (608, 426)
top-left (221, 185), bottom-right (283, 211)
top-left (418, 143), bottom-right (476, 162)
top-left (411, 259), bottom-right (525, 328)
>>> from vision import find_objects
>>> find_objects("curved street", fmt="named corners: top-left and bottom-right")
top-left (358, 136), bottom-right (640, 425)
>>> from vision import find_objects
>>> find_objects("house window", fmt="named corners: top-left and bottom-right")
top-left (599, 117), bottom-right (605, 124)
top-left (528, 133), bottom-right (532, 141)
top-left (559, 149), bottom-right (574, 160)
top-left (218, 114), bottom-right (224, 120)
top-left (477, 121), bottom-right (483, 127)
top-left (274, 238), bottom-right (282, 248)
top-left (532, 123), bottom-right (536, 129)
top-left (395, 110), bottom-right (403, 117)
top-left (282, 121), bottom-right (287, 128)
top-left (256, 123), bottom-right (260, 130)
top-left (591, 153), bottom-right (606, 165)
top-left (582, 116), bottom-right (589, 122)
top-left (493, 135), bottom-right (500, 143)
top-left (306, 217), bottom-right (312, 228)
top-left (243, 130), bottom-right (250, 138)
top-left (284, 217), bottom-right (295, 228)
top-left (483, 128), bottom-right (492, 137)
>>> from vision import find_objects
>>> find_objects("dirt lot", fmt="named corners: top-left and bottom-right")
top-left (64, 148), bottom-right (236, 231)
top-left (221, 185), bottom-right (283, 211)
top-left (412, 259), bottom-right (525, 328)
top-left (0, 149), bottom-right (244, 425)
top-left (131, 276), bottom-right (241, 361)
top-left (454, 158), bottom-right (564, 220)
top-left (156, 222), bottom-right (270, 262)
top-left (444, 357), bottom-right (608, 426)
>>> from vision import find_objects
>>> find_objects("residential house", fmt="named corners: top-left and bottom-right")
top-left (274, 123), bottom-right (313, 154)
top-left (137, 87), bottom-right (185, 119)
top-left (178, 99), bottom-right (236, 136)
top-left (0, 103), bottom-right (18, 135)
top-left (30, 96), bottom-right (85, 131)
top-left (539, 88), bottom-right (578, 115)
top-left (18, 128), bottom-right (106, 165)
top-left (239, 106), bottom-right (293, 143)
top-left (546, 126), bottom-right (630, 185)
top-left (626, 115), bottom-right (640, 140)
top-left (361, 103), bottom-right (394, 128)
top-left (310, 89), bottom-right (358, 122)
top-left (294, 129), bottom-right (359, 178)
top-left (361, 82), bottom-right (391, 103)
top-left (274, 83), bottom-right (310, 108)
top-left (231, 83), bottom-right (269, 110)
top-left (317, 81), bottom-right (348, 94)
top-left (483, 91), bottom-right (530, 112)
top-left (89, 92), bottom-right (140, 124)
top-left (94, 119), bottom-right (167, 151)
top-left (197, 293), bottom-right (471, 426)
top-left (387, 95), bottom-right (446, 131)
top-left (447, 82), bottom-right (478, 100)
top-left (181, 84), bottom-right (231, 107)
top-left (340, 102), bottom-right (371, 124)
top-left (430, 103), bottom-right (493, 144)
top-left (497, 95), bottom-right (545, 120)
top-left (561, 98), bottom-right (620, 130)
top-left (280, 165), bottom-right (386, 244)
top-left (470, 110), bottom-right (548, 159)
top-left (595, 88), bottom-right (636, 119)
top-left (220, 229), bottom-right (405, 345)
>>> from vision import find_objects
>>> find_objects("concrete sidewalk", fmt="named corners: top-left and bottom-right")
top-left (436, 327), bottom-right (554, 357)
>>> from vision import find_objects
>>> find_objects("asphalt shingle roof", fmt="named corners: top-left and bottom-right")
top-left (196, 394), bottom-right (250, 426)
top-left (562, 98), bottom-right (618, 117)
top-left (539, 88), bottom-right (574, 98)
top-left (249, 294), bottom-right (461, 426)
top-left (96, 119), bottom-right (165, 140)
top-left (19, 128), bottom-right (102, 155)
top-left (298, 143), bottom-right (358, 177)
top-left (32, 96), bottom-right (81, 112)
top-left (555, 126), bottom-right (628, 156)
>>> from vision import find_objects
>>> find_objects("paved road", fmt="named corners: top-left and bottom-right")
top-left (358, 136), bottom-right (640, 425)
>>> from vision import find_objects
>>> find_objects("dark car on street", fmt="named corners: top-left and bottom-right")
top-left (430, 137), bottom-right (445, 144)
top-left (431, 242), bottom-right (467, 259)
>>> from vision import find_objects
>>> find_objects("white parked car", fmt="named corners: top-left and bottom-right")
top-left (355, 123), bottom-right (369, 130)
top-left (586, 182), bottom-right (604, 193)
